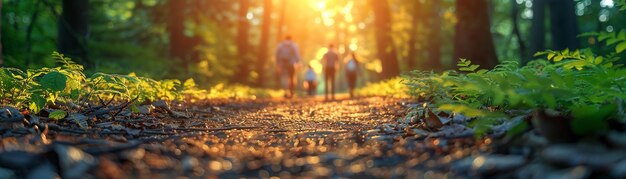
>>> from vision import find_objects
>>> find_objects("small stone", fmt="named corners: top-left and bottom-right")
top-left (452, 154), bottom-right (526, 175)
top-left (542, 143), bottom-right (626, 169)
top-left (121, 148), bottom-right (146, 162)
top-left (182, 156), bottom-right (200, 173)
top-left (49, 144), bottom-right (98, 179)
top-left (0, 107), bottom-right (24, 122)
top-left (152, 100), bottom-right (170, 110)
top-left (26, 161), bottom-right (59, 179)
top-left (0, 151), bottom-right (40, 170)
top-left (516, 162), bottom-right (555, 179)
top-left (170, 111), bottom-right (190, 119)
top-left (522, 131), bottom-right (549, 148)
top-left (137, 105), bottom-right (155, 115)
top-left (28, 116), bottom-right (41, 126)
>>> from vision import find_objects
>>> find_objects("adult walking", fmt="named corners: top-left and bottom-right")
top-left (322, 44), bottom-right (339, 101)
top-left (345, 52), bottom-right (360, 98)
top-left (275, 36), bottom-right (301, 98)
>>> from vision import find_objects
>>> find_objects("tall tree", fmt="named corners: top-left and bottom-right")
top-left (0, 0), bottom-right (3, 67)
top-left (527, 0), bottom-right (579, 65)
top-left (370, 0), bottom-right (399, 80)
top-left (528, 0), bottom-right (546, 65)
top-left (274, 0), bottom-right (287, 89)
top-left (257, 0), bottom-right (272, 87)
top-left (453, 0), bottom-right (498, 69)
top-left (58, 0), bottom-right (89, 66)
top-left (406, 1), bottom-right (423, 70)
top-left (426, 0), bottom-right (442, 70)
top-left (511, 0), bottom-right (527, 61)
top-left (26, 1), bottom-right (42, 66)
top-left (235, 0), bottom-right (251, 84)
top-left (548, 0), bottom-right (579, 50)
top-left (168, 0), bottom-right (187, 64)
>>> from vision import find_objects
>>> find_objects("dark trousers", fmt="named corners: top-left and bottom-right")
top-left (281, 61), bottom-right (296, 97)
top-left (306, 80), bottom-right (316, 96)
top-left (324, 67), bottom-right (336, 99)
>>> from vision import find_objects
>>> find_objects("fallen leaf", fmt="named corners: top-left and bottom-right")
top-left (424, 108), bottom-right (443, 129)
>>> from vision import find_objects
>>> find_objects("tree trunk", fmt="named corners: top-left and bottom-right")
top-left (188, 0), bottom-right (203, 64)
top-left (26, 1), bottom-right (42, 67)
top-left (548, 0), bottom-right (579, 50)
top-left (257, 0), bottom-right (272, 87)
top-left (274, 0), bottom-right (286, 89)
top-left (528, 0), bottom-right (546, 65)
top-left (426, 0), bottom-right (442, 70)
top-left (0, 0), bottom-right (3, 67)
top-left (453, 0), bottom-right (498, 69)
top-left (406, 1), bottom-right (422, 70)
top-left (235, 0), bottom-right (251, 84)
top-left (58, 0), bottom-right (89, 66)
top-left (370, 0), bottom-right (399, 80)
top-left (511, 0), bottom-right (527, 62)
top-left (168, 0), bottom-right (186, 63)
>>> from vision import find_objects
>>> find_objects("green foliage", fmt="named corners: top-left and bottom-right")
top-left (618, 0), bottom-right (626, 11)
top-left (570, 104), bottom-right (615, 135)
top-left (0, 52), bottom-right (286, 114)
top-left (405, 38), bottom-right (626, 136)
top-left (40, 72), bottom-right (68, 92)
top-left (0, 52), bottom-right (205, 113)
top-left (49, 110), bottom-right (68, 120)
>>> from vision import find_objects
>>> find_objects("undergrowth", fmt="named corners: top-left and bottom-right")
top-left (0, 52), bottom-right (283, 113)
top-left (405, 29), bottom-right (626, 137)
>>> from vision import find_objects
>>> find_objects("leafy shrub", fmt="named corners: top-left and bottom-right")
top-left (405, 33), bottom-right (626, 137)
top-left (0, 53), bottom-right (285, 114)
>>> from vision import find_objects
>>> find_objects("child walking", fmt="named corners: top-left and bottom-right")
top-left (345, 52), bottom-right (360, 98)
top-left (304, 64), bottom-right (318, 96)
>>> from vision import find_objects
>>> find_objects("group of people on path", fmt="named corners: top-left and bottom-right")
top-left (275, 36), bottom-right (360, 100)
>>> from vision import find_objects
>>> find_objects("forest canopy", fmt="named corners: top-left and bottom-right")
top-left (1, 0), bottom-right (625, 88)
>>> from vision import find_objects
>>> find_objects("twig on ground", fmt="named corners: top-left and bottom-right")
top-left (109, 96), bottom-right (139, 120)
top-left (87, 96), bottom-right (138, 117)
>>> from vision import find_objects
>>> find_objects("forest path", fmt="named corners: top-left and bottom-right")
top-left (203, 96), bottom-right (404, 133)
top-left (100, 96), bottom-right (480, 178)
top-left (2, 97), bottom-right (484, 178)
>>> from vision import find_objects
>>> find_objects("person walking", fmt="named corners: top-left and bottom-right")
top-left (345, 52), bottom-right (360, 98)
top-left (322, 44), bottom-right (339, 101)
top-left (304, 64), bottom-right (318, 96)
top-left (275, 36), bottom-right (301, 98)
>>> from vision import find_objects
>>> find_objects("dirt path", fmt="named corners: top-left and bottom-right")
top-left (1, 97), bottom-right (486, 178)
top-left (202, 96), bottom-right (405, 132)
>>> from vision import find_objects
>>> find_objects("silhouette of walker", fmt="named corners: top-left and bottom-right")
top-left (304, 64), bottom-right (318, 96)
top-left (322, 44), bottom-right (340, 101)
top-left (275, 36), bottom-right (301, 98)
top-left (345, 52), bottom-right (361, 98)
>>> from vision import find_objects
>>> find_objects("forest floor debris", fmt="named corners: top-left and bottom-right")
top-left (1, 96), bottom-right (625, 178)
